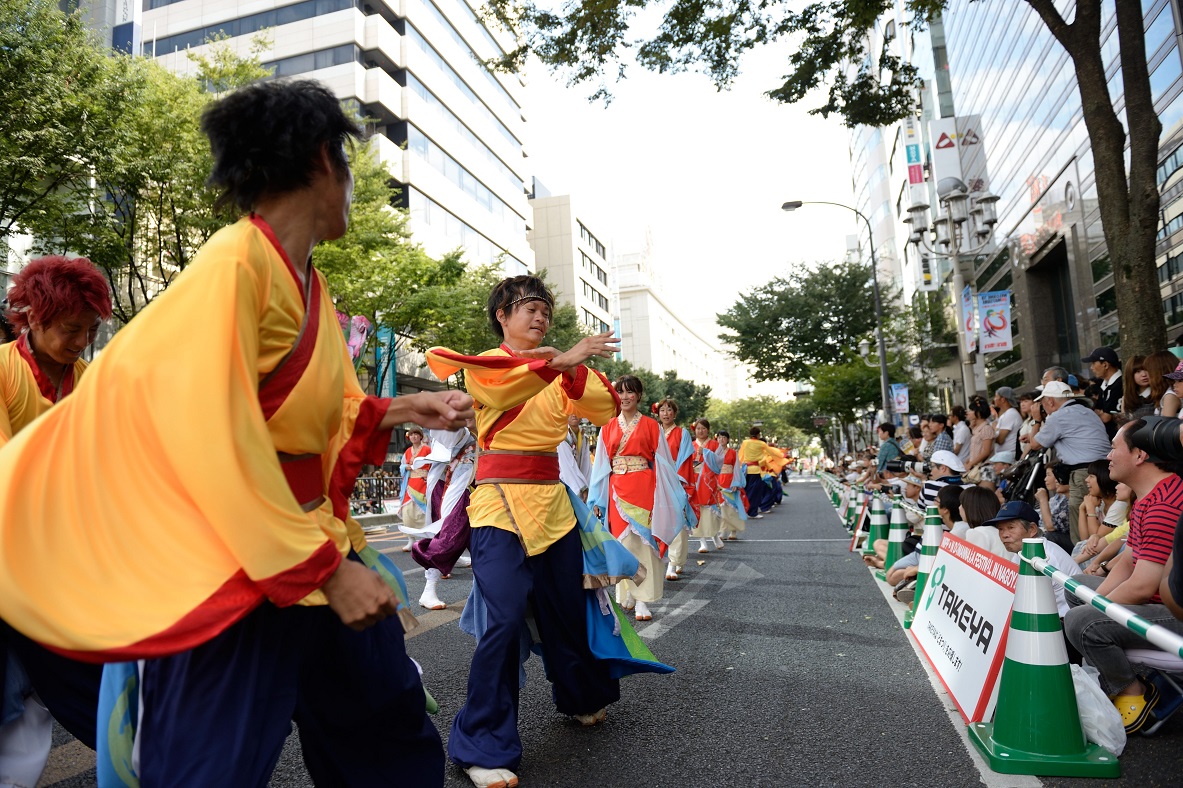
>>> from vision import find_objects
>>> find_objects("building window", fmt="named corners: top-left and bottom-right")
top-left (578, 221), bottom-right (606, 258)
top-left (148, 0), bottom-right (357, 54)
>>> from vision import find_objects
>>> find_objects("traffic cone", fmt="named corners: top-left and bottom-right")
top-left (860, 495), bottom-right (887, 555)
top-left (874, 497), bottom-right (909, 582)
top-left (844, 486), bottom-right (861, 532)
top-left (967, 538), bottom-right (1120, 777)
top-left (904, 505), bottom-right (944, 629)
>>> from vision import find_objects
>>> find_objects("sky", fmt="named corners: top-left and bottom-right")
top-left (523, 44), bottom-right (859, 315)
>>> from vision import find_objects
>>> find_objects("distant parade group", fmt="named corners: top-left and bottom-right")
top-left (0, 80), bottom-right (794, 788)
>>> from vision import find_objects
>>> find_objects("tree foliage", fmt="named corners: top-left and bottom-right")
top-left (0, 0), bottom-right (137, 242)
top-left (717, 259), bottom-right (884, 382)
top-left (705, 395), bottom-right (808, 448)
top-left (489, 0), bottom-right (1166, 355)
top-left (26, 38), bottom-right (270, 322)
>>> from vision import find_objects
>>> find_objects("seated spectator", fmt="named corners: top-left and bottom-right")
top-left (1144, 350), bottom-right (1181, 417)
top-left (965, 400), bottom-right (995, 479)
top-left (1078, 482), bottom-right (1133, 567)
top-left (1033, 463), bottom-right (1074, 553)
top-left (1065, 417), bottom-right (1183, 734)
top-left (921, 450), bottom-right (965, 508)
top-left (993, 387), bottom-right (1024, 457)
top-left (927, 414), bottom-right (954, 457)
top-left (991, 500), bottom-right (1082, 617)
top-left (1078, 458), bottom-right (1119, 543)
top-left (886, 484), bottom-right (964, 590)
top-left (959, 485), bottom-right (1008, 558)
top-left (950, 405), bottom-right (972, 467)
top-left (1030, 381), bottom-right (1112, 543)
top-left (901, 425), bottom-right (923, 458)
top-left (1122, 354), bottom-right (1153, 419)
top-left (982, 449), bottom-right (1017, 495)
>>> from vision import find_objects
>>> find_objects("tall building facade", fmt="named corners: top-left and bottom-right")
top-left (527, 191), bottom-right (614, 334)
top-left (940, 0), bottom-right (1183, 388)
top-left (105, 0), bottom-right (534, 275)
top-left (614, 249), bottom-right (731, 394)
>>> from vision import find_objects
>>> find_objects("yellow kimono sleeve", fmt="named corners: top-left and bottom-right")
top-left (0, 227), bottom-right (342, 658)
top-left (564, 364), bottom-right (620, 427)
top-left (426, 346), bottom-right (561, 410)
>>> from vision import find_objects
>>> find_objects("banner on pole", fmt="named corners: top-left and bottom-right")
top-left (977, 290), bottom-right (1013, 354)
top-left (890, 383), bottom-right (909, 416)
top-left (910, 534), bottom-right (1017, 722)
top-left (960, 286), bottom-right (976, 354)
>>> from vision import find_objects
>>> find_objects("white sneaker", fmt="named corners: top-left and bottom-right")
top-left (464, 766), bottom-right (519, 788)
top-left (419, 568), bottom-right (446, 610)
top-left (454, 554), bottom-right (472, 568)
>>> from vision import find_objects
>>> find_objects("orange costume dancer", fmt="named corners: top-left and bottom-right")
top-left (0, 81), bottom-right (472, 786)
top-left (0, 256), bottom-right (111, 786)
top-left (424, 275), bottom-right (629, 788)
top-left (714, 430), bottom-right (749, 539)
top-left (656, 398), bottom-right (697, 580)
top-left (588, 377), bottom-right (685, 622)
top-left (398, 427), bottom-right (432, 551)
top-left (690, 418), bottom-right (728, 550)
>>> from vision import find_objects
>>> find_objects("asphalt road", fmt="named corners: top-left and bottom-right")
top-left (38, 476), bottom-right (1183, 786)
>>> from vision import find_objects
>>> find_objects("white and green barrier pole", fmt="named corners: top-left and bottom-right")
top-left (1026, 555), bottom-right (1183, 660)
top-left (905, 505), bottom-right (944, 629)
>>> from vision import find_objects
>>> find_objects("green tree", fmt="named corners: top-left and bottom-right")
top-left (28, 39), bottom-right (270, 323)
top-left (0, 0), bottom-right (136, 243)
top-left (489, 0), bottom-right (1166, 356)
top-left (659, 370), bottom-right (712, 423)
top-left (717, 259), bottom-right (885, 382)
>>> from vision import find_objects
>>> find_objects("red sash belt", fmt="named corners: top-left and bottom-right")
top-left (475, 450), bottom-right (560, 485)
top-left (279, 453), bottom-right (326, 511)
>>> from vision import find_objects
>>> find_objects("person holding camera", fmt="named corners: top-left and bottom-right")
top-left (1029, 381), bottom-right (1113, 543)
top-left (920, 450), bottom-right (965, 508)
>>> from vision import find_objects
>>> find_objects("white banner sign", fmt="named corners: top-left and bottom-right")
top-left (961, 286), bottom-right (976, 353)
top-left (910, 534), bottom-right (1017, 722)
top-left (891, 383), bottom-right (909, 416)
top-left (977, 290), bottom-right (1013, 354)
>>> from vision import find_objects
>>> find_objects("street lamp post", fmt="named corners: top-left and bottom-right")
top-left (904, 178), bottom-right (1000, 399)
top-left (782, 200), bottom-right (892, 424)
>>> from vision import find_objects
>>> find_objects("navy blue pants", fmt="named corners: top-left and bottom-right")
top-left (768, 475), bottom-right (784, 506)
top-left (448, 526), bottom-right (619, 772)
top-left (2, 621), bottom-right (101, 749)
top-left (139, 596), bottom-right (443, 786)
top-left (745, 473), bottom-right (771, 516)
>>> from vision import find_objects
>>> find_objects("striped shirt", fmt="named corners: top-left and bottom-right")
top-left (1128, 473), bottom-right (1183, 603)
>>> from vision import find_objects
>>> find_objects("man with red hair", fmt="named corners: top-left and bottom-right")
top-left (0, 255), bottom-right (111, 786)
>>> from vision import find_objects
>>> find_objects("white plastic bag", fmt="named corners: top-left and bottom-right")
top-left (1071, 664), bottom-right (1127, 755)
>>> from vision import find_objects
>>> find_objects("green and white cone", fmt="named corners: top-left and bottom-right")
top-left (967, 538), bottom-right (1120, 777)
top-left (905, 505), bottom-right (944, 628)
top-left (861, 494), bottom-right (887, 555)
top-left (874, 497), bottom-right (909, 582)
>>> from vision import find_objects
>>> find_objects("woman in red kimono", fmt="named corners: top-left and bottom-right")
top-left (398, 426), bottom-right (431, 551)
top-left (715, 429), bottom-right (748, 540)
top-left (589, 377), bottom-right (683, 621)
top-left (691, 418), bottom-right (726, 553)
top-left (656, 398), bottom-right (695, 579)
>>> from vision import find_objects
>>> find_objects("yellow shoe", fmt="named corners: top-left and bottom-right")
top-left (1114, 681), bottom-right (1160, 733)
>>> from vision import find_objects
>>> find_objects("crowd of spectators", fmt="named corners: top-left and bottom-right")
top-left (829, 344), bottom-right (1183, 737)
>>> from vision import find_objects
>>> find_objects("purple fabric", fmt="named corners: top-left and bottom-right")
top-left (412, 487), bottom-right (472, 575)
top-left (429, 480), bottom-right (446, 523)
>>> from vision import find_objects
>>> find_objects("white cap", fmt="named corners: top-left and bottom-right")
top-left (930, 449), bottom-right (966, 473)
top-left (1035, 381), bottom-right (1077, 401)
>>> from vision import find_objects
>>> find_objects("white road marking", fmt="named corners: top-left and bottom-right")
top-left (635, 560), bottom-right (763, 640)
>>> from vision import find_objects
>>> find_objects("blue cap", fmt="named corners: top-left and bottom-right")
top-left (981, 500), bottom-right (1040, 529)
top-left (1067, 374), bottom-right (1079, 388)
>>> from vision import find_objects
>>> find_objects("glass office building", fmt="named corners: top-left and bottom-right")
top-left (943, 0), bottom-right (1183, 388)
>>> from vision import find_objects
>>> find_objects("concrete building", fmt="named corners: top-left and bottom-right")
top-left (527, 191), bottom-right (614, 335)
top-left (93, 0), bottom-right (534, 275)
top-left (614, 249), bottom-right (734, 397)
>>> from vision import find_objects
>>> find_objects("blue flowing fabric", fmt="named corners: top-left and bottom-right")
top-left (459, 484), bottom-right (673, 682)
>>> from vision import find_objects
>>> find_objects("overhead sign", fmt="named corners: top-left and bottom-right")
top-left (977, 290), bottom-right (1013, 354)
top-left (891, 383), bottom-right (909, 416)
top-left (929, 115), bottom-right (990, 195)
top-left (911, 534), bottom-right (1017, 722)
